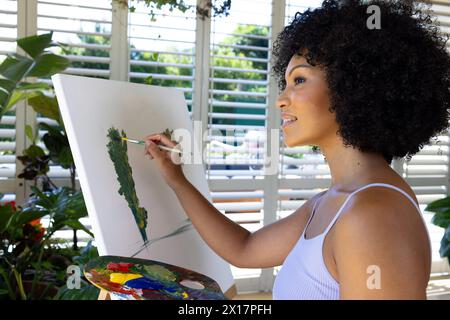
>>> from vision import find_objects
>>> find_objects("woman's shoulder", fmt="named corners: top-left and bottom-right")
top-left (333, 177), bottom-right (430, 263)
top-left (339, 177), bottom-right (422, 231)
top-left (331, 179), bottom-right (431, 296)
top-left (356, 181), bottom-right (417, 207)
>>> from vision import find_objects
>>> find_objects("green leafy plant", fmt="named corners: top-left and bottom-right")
top-left (0, 32), bottom-right (76, 191)
top-left (425, 197), bottom-right (450, 265)
top-left (0, 32), bottom-right (76, 190)
top-left (17, 125), bottom-right (53, 190)
top-left (53, 240), bottom-right (100, 300)
top-left (3, 32), bottom-right (83, 252)
top-left (0, 187), bottom-right (92, 299)
top-left (0, 32), bottom-right (69, 122)
top-left (0, 32), bottom-right (98, 299)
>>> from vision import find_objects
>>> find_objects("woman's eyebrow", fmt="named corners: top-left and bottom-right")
top-left (285, 64), bottom-right (312, 80)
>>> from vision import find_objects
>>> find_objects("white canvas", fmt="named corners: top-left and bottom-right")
top-left (51, 74), bottom-right (234, 294)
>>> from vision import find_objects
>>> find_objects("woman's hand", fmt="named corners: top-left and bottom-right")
top-left (143, 133), bottom-right (188, 190)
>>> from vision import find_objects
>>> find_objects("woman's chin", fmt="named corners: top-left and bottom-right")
top-left (283, 139), bottom-right (297, 148)
top-left (283, 136), bottom-right (306, 148)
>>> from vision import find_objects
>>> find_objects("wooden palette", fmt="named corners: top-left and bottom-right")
top-left (84, 255), bottom-right (227, 300)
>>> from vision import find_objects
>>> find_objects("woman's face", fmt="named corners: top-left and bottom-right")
top-left (276, 54), bottom-right (338, 148)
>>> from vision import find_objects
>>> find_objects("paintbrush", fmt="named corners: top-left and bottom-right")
top-left (120, 137), bottom-right (183, 154)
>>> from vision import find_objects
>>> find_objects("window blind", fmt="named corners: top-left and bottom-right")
top-left (128, 0), bottom-right (197, 115)
top-left (36, 0), bottom-right (112, 184)
top-left (278, 0), bottom-right (340, 218)
top-left (205, 0), bottom-right (274, 289)
top-left (410, 0), bottom-right (450, 273)
top-left (0, 0), bottom-right (18, 204)
top-left (34, 0), bottom-right (112, 243)
top-left (273, 0), bottom-right (327, 282)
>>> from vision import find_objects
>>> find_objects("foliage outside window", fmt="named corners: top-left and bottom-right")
top-left (113, 0), bottom-right (232, 20)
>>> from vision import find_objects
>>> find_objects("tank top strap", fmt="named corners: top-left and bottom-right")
top-left (322, 182), bottom-right (422, 236)
top-left (304, 190), bottom-right (327, 232)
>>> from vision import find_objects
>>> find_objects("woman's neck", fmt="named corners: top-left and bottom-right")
top-left (318, 139), bottom-right (392, 191)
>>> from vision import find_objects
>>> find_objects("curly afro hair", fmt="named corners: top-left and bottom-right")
top-left (271, 0), bottom-right (450, 164)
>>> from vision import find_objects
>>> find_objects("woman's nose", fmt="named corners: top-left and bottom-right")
top-left (276, 92), bottom-right (289, 110)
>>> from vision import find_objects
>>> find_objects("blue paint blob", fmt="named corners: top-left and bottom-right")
top-left (125, 277), bottom-right (164, 290)
top-left (125, 277), bottom-right (179, 293)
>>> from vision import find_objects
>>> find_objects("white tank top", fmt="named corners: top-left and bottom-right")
top-left (272, 183), bottom-right (431, 300)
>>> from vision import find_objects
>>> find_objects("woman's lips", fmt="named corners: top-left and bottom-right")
top-left (281, 113), bottom-right (298, 128)
top-left (281, 118), bottom-right (297, 127)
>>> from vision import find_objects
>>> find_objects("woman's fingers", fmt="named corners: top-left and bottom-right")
top-left (145, 140), bottom-right (165, 160)
top-left (143, 133), bottom-right (178, 148)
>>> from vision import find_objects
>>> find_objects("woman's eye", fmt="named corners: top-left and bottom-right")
top-left (294, 77), bottom-right (305, 85)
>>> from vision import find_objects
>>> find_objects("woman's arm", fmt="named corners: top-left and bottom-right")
top-left (143, 133), bottom-right (325, 268)
top-left (174, 181), bottom-right (325, 268)
top-left (171, 180), bottom-right (251, 267)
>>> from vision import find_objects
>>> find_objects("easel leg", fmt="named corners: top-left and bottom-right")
top-left (224, 284), bottom-right (237, 300)
top-left (98, 289), bottom-right (111, 300)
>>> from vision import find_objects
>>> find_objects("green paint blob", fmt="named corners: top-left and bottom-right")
top-left (107, 127), bottom-right (148, 242)
top-left (143, 265), bottom-right (177, 282)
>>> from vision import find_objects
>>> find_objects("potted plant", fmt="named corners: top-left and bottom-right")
top-left (0, 32), bottom-right (98, 299)
top-left (0, 187), bottom-right (93, 299)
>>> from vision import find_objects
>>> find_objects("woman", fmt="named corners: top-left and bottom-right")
top-left (143, 0), bottom-right (449, 299)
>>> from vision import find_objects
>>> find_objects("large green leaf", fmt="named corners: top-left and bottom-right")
top-left (11, 209), bottom-right (49, 228)
top-left (0, 32), bottom-right (69, 124)
top-left (28, 93), bottom-right (61, 123)
top-left (17, 32), bottom-right (53, 59)
top-left (28, 53), bottom-right (70, 78)
top-left (431, 210), bottom-right (450, 229)
top-left (0, 204), bottom-right (16, 234)
top-left (72, 241), bottom-right (98, 266)
top-left (25, 124), bottom-right (34, 142)
top-left (26, 187), bottom-right (83, 221)
top-left (425, 197), bottom-right (450, 213)
top-left (43, 131), bottom-right (67, 157)
top-left (24, 145), bottom-right (46, 158)
top-left (3, 90), bottom-right (42, 116)
top-left (54, 280), bottom-right (100, 300)
top-left (64, 220), bottom-right (94, 237)
top-left (39, 122), bottom-right (63, 135)
top-left (16, 82), bottom-right (51, 91)
top-left (0, 78), bottom-right (15, 108)
top-left (439, 235), bottom-right (450, 258)
top-left (28, 186), bottom-right (54, 209)
top-left (62, 192), bottom-right (88, 220)
top-left (39, 123), bottom-right (73, 169)
top-left (0, 55), bottom-right (33, 82)
top-left (0, 78), bottom-right (15, 95)
top-left (56, 147), bottom-right (73, 169)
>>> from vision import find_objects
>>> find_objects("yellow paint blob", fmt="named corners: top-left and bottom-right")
top-left (182, 292), bottom-right (189, 299)
top-left (110, 273), bottom-right (142, 284)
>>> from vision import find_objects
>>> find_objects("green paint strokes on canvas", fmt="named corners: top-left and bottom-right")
top-left (106, 127), bottom-right (148, 242)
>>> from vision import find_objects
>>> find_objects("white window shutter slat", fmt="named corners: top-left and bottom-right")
top-left (0, 0), bottom-right (17, 199)
top-left (34, 0), bottom-right (112, 186)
